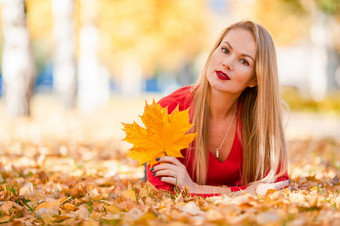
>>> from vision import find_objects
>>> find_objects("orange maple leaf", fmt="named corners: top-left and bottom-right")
top-left (122, 99), bottom-right (196, 166)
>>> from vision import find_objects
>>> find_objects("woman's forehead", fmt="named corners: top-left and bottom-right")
top-left (221, 29), bottom-right (256, 59)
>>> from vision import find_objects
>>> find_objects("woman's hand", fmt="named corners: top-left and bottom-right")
top-left (241, 180), bottom-right (290, 196)
top-left (150, 156), bottom-right (198, 192)
top-left (255, 180), bottom-right (290, 195)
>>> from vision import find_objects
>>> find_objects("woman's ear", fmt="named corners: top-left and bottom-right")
top-left (248, 79), bottom-right (257, 88)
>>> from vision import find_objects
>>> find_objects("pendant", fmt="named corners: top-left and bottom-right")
top-left (216, 149), bottom-right (219, 158)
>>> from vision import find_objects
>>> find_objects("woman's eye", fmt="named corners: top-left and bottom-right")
top-left (240, 59), bottom-right (249, 66)
top-left (221, 48), bottom-right (229, 54)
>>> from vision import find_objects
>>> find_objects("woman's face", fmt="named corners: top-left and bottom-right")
top-left (207, 29), bottom-right (256, 95)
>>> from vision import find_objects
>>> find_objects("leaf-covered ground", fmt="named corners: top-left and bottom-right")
top-left (0, 96), bottom-right (340, 225)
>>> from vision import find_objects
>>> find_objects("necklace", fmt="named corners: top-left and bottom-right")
top-left (215, 105), bottom-right (236, 158)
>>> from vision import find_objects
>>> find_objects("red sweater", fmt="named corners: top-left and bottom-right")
top-left (147, 86), bottom-right (289, 197)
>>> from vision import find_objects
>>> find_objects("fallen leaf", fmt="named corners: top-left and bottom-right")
top-left (1, 201), bottom-right (14, 215)
top-left (0, 216), bottom-right (11, 223)
top-left (104, 205), bottom-right (120, 214)
top-left (125, 207), bottom-right (144, 220)
top-left (41, 213), bottom-right (56, 224)
top-left (53, 215), bottom-right (71, 222)
top-left (74, 205), bottom-right (90, 220)
top-left (102, 212), bottom-right (121, 220)
top-left (35, 199), bottom-right (61, 212)
top-left (70, 183), bottom-right (86, 198)
top-left (82, 219), bottom-right (100, 226)
top-left (88, 188), bottom-right (100, 199)
top-left (35, 208), bottom-right (54, 219)
top-left (122, 189), bottom-right (137, 202)
top-left (178, 201), bottom-right (204, 216)
top-left (39, 171), bottom-right (49, 183)
top-left (19, 182), bottom-right (34, 196)
top-left (255, 211), bottom-right (281, 224)
top-left (265, 188), bottom-right (277, 196)
top-left (205, 209), bottom-right (224, 221)
top-left (61, 203), bottom-right (78, 211)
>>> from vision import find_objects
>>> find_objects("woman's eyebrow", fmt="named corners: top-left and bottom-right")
top-left (223, 41), bottom-right (255, 62)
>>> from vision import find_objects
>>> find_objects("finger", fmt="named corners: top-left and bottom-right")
top-left (153, 169), bottom-right (177, 178)
top-left (160, 177), bottom-right (179, 186)
top-left (152, 163), bottom-right (178, 172)
top-left (157, 156), bottom-right (183, 167)
top-left (273, 180), bottom-right (290, 190)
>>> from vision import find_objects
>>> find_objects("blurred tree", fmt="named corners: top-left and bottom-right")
top-left (314, 0), bottom-right (340, 15)
top-left (294, 0), bottom-right (340, 93)
top-left (1, 0), bottom-right (207, 106)
top-left (26, 0), bottom-right (53, 81)
top-left (311, 0), bottom-right (340, 53)
top-left (253, 0), bottom-right (340, 50)
top-left (1, 0), bottom-right (36, 117)
top-left (96, 0), bottom-right (207, 94)
top-left (52, 0), bottom-right (77, 108)
top-left (252, 0), bottom-right (310, 45)
top-left (0, 7), bottom-right (2, 71)
top-left (252, 0), bottom-right (340, 99)
top-left (77, 0), bottom-right (110, 111)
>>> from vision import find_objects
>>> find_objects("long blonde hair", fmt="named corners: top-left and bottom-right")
top-left (190, 20), bottom-right (288, 185)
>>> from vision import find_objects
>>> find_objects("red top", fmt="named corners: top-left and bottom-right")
top-left (147, 86), bottom-right (289, 197)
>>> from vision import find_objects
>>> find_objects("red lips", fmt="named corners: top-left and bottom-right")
top-left (216, 71), bottom-right (230, 80)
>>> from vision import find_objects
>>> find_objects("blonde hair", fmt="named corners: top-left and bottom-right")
top-left (190, 20), bottom-right (288, 185)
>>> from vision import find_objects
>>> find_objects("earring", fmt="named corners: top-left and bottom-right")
top-left (249, 84), bottom-right (256, 88)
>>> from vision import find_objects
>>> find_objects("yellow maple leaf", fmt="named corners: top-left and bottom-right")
top-left (122, 189), bottom-right (137, 202)
top-left (122, 99), bottom-right (196, 166)
top-left (35, 199), bottom-right (61, 211)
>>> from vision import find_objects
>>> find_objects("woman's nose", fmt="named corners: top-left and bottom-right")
top-left (222, 59), bottom-right (233, 70)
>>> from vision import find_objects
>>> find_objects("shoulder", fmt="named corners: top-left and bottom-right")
top-left (158, 86), bottom-right (194, 114)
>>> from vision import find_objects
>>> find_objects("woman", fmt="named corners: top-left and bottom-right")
top-left (148, 20), bottom-right (289, 196)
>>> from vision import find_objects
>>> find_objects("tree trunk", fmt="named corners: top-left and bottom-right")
top-left (52, 0), bottom-right (77, 108)
top-left (121, 58), bottom-right (143, 97)
top-left (1, 0), bottom-right (35, 117)
top-left (77, 0), bottom-right (110, 111)
top-left (309, 11), bottom-right (328, 101)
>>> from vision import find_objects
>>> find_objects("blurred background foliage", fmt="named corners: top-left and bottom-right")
top-left (18, 0), bottom-right (209, 77)
top-left (0, 0), bottom-right (339, 115)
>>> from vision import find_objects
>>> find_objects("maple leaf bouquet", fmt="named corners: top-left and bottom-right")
top-left (122, 100), bottom-right (196, 166)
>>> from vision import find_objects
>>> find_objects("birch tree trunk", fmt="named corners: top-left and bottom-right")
top-left (121, 58), bottom-right (143, 97)
top-left (52, 0), bottom-right (77, 108)
top-left (77, 0), bottom-right (110, 111)
top-left (309, 11), bottom-right (329, 101)
top-left (1, 0), bottom-right (35, 117)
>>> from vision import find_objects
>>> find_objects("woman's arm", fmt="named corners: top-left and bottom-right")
top-left (189, 183), bottom-right (231, 195)
top-left (150, 156), bottom-right (290, 197)
top-left (148, 163), bottom-right (231, 195)
top-left (190, 180), bottom-right (289, 196)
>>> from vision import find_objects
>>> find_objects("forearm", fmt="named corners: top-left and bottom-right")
top-left (190, 183), bottom-right (231, 196)
top-left (189, 183), bottom-right (259, 196)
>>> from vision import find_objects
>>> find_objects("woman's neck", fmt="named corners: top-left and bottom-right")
top-left (209, 88), bottom-right (239, 120)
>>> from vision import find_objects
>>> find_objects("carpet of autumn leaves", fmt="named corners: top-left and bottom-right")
top-left (1, 96), bottom-right (340, 225)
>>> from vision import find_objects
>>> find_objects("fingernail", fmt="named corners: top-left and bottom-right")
top-left (156, 158), bottom-right (160, 161)
top-left (150, 167), bottom-right (154, 172)
top-left (153, 173), bottom-right (156, 176)
top-left (159, 177), bottom-right (162, 181)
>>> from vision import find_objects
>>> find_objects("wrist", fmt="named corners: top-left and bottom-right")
top-left (189, 182), bottom-right (200, 193)
top-left (223, 186), bottom-right (231, 196)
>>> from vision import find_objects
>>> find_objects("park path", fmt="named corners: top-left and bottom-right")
top-left (285, 112), bottom-right (340, 141)
top-left (0, 95), bottom-right (339, 142)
